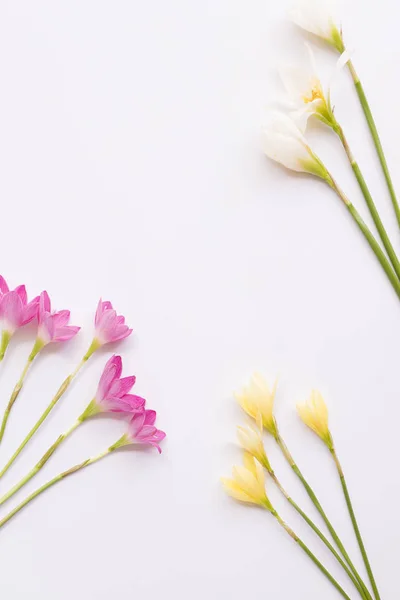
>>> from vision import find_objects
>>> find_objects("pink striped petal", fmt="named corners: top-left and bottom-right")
top-left (53, 325), bottom-right (80, 342)
top-left (39, 291), bottom-right (51, 320)
top-left (97, 356), bottom-right (121, 402)
top-left (1, 291), bottom-right (24, 332)
top-left (0, 276), bottom-right (9, 295)
top-left (109, 375), bottom-right (136, 398)
top-left (15, 285), bottom-right (27, 305)
top-left (21, 296), bottom-right (40, 325)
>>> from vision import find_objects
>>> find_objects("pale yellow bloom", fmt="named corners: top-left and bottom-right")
top-left (235, 373), bottom-right (278, 436)
top-left (297, 390), bottom-right (333, 448)
top-left (237, 414), bottom-right (272, 472)
top-left (221, 453), bottom-right (274, 511)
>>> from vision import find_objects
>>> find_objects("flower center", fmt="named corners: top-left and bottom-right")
top-left (303, 86), bottom-right (323, 104)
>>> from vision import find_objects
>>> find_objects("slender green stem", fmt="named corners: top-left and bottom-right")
top-left (331, 448), bottom-right (381, 600)
top-left (335, 123), bottom-right (400, 280)
top-left (271, 472), bottom-right (368, 599)
top-left (0, 420), bottom-right (81, 505)
top-left (347, 58), bottom-right (400, 229)
top-left (329, 177), bottom-right (400, 299)
top-left (0, 342), bottom-right (97, 478)
top-left (0, 339), bottom-right (43, 442)
top-left (274, 512), bottom-right (351, 600)
top-left (276, 434), bottom-right (373, 600)
top-left (0, 449), bottom-right (110, 530)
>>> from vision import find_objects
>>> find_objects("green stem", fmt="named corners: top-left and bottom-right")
top-left (0, 449), bottom-right (110, 530)
top-left (331, 448), bottom-right (381, 600)
top-left (274, 512), bottom-right (351, 600)
top-left (276, 434), bottom-right (373, 600)
top-left (329, 177), bottom-right (400, 299)
top-left (347, 58), bottom-right (400, 229)
top-left (0, 342), bottom-right (97, 478)
top-left (0, 339), bottom-right (43, 443)
top-left (0, 420), bottom-right (81, 505)
top-left (271, 472), bottom-right (368, 599)
top-left (335, 123), bottom-right (400, 280)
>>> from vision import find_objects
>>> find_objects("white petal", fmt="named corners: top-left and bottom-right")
top-left (263, 112), bottom-right (313, 173)
top-left (279, 65), bottom-right (315, 103)
top-left (289, 0), bottom-right (338, 40)
top-left (327, 49), bottom-right (351, 106)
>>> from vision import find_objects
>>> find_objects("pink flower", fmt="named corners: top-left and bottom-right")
top-left (0, 276), bottom-right (39, 335)
top-left (94, 300), bottom-right (132, 346)
top-left (126, 409), bottom-right (166, 453)
top-left (37, 291), bottom-right (80, 346)
top-left (94, 355), bottom-right (145, 414)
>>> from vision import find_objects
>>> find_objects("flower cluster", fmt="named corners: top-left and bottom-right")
top-left (222, 373), bottom-right (379, 599)
top-left (262, 0), bottom-right (400, 302)
top-left (0, 273), bottom-right (165, 531)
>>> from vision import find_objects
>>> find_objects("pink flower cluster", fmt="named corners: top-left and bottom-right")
top-left (0, 275), bottom-right (135, 358)
top-left (88, 355), bottom-right (166, 453)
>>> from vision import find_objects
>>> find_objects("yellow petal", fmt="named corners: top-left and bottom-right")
top-left (221, 478), bottom-right (254, 504)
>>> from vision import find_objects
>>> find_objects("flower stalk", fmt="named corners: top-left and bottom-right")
top-left (330, 121), bottom-right (400, 280)
top-left (270, 470), bottom-right (368, 599)
top-left (328, 176), bottom-right (400, 299)
top-left (275, 433), bottom-right (373, 600)
top-left (0, 342), bottom-right (41, 442)
top-left (346, 59), bottom-right (400, 230)
top-left (273, 512), bottom-right (352, 600)
top-left (0, 347), bottom-right (95, 478)
top-left (330, 447), bottom-right (381, 600)
top-left (0, 449), bottom-right (111, 531)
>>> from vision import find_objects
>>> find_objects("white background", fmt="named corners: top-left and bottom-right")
top-left (0, 0), bottom-right (397, 598)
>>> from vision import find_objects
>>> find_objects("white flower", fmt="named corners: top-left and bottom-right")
top-left (280, 44), bottom-right (334, 131)
top-left (289, 0), bottom-right (344, 52)
top-left (280, 45), bottom-right (351, 133)
top-left (263, 111), bottom-right (332, 181)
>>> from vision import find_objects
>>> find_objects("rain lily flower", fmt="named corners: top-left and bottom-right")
top-left (235, 373), bottom-right (278, 437)
top-left (263, 112), bottom-right (333, 183)
top-left (91, 299), bottom-right (133, 349)
top-left (297, 390), bottom-right (333, 449)
top-left (221, 453), bottom-right (274, 510)
top-left (289, 0), bottom-right (344, 53)
top-left (0, 276), bottom-right (39, 359)
top-left (80, 355), bottom-right (145, 419)
top-left (280, 44), bottom-right (351, 134)
top-left (237, 414), bottom-right (272, 472)
top-left (35, 291), bottom-right (80, 350)
top-left (113, 409), bottom-right (166, 453)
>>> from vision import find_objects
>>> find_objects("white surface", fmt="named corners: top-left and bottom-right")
top-left (0, 0), bottom-right (398, 598)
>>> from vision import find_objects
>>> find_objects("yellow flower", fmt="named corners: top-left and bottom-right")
top-left (221, 453), bottom-right (274, 511)
top-left (235, 373), bottom-right (278, 437)
top-left (297, 390), bottom-right (333, 448)
top-left (237, 413), bottom-right (272, 472)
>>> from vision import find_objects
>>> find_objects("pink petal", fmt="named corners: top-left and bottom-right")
top-left (144, 410), bottom-right (157, 427)
top-left (107, 395), bottom-right (145, 414)
top-left (39, 291), bottom-right (51, 320)
top-left (95, 299), bottom-right (113, 326)
top-left (109, 375), bottom-right (136, 398)
top-left (128, 411), bottom-right (146, 438)
top-left (136, 425), bottom-right (157, 440)
top-left (0, 276), bottom-right (9, 295)
top-left (15, 285), bottom-right (27, 305)
top-left (21, 296), bottom-right (40, 326)
top-left (53, 325), bottom-right (80, 342)
top-left (97, 357), bottom-right (120, 403)
top-left (38, 313), bottom-right (54, 344)
top-left (118, 394), bottom-right (146, 411)
top-left (110, 325), bottom-right (133, 342)
top-left (52, 310), bottom-right (71, 328)
top-left (1, 291), bottom-right (24, 331)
